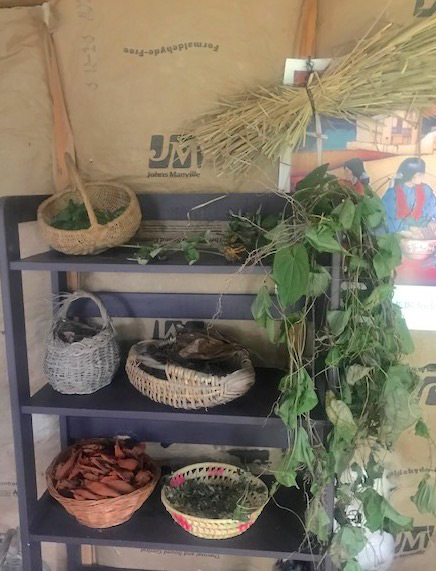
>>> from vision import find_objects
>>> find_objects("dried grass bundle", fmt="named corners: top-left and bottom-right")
top-left (187, 17), bottom-right (436, 175)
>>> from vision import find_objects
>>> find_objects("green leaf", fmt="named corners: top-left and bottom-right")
top-left (415, 419), bottom-right (430, 438)
top-left (276, 369), bottom-right (318, 428)
top-left (292, 426), bottom-right (315, 469)
top-left (330, 526), bottom-right (367, 564)
top-left (366, 453), bottom-right (384, 487)
top-left (365, 284), bottom-right (394, 310)
top-left (349, 254), bottom-right (369, 272)
top-left (251, 286), bottom-right (273, 327)
top-left (265, 315), bottom-right (276, 343)
top-left (306, 498), bottom-right (331, 542)
top-left (382, 501), bottom-right (414, 535)
top-left (361, 194), bottom-right (385, 228)
top-left (394, 313), bottom-right (415, 355)
top-left (329, 432), bottom-right (354, 476)
top-left (361, 488), bottom-right (385, 532)
top-left (332, 198), bottom-right (356, 230)
top-left (273, 244), bottom-right (309, 306)
top-left (343, 561), bottom-right (363, 571)
top-left (326, 391), bottom-right (358, 442)
top-left (305, 225), bottom-right (344, 254)
top-left (380, 364), bottom-right (420, 444)
top-left (373, 233), bottom-right (402, 278)
top-left (295, 163), bottom-right (330, 191)
top-left (275, 452), bottom-right (298, 487)
top-left (183, 244), bottom-right (200, 265)
top-left (346, 365), bottom-right (372, 386)
top-left (327, 308), bottom-right (351, 336)
top-left (326, 346), bottom-right (342, 366)
top-left (307, 266), bottom-right (331, 297)
top-left (411, 475), bottom-right (436, 516)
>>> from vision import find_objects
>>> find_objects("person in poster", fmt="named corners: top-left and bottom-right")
top-left (381, 157), bottom-right (436, 233)
top-left (343, 158), bottom-right (370, 195)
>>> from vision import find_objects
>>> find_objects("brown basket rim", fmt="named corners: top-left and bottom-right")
top-left (128, 339), bottom-right (253, 381)
top-left (37, 183), bottom-right (139, 235)
top-left (46, 438), bottom-right (160, 507)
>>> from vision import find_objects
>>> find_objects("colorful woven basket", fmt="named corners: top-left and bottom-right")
top-left (126, 339), bottom-right (256, 410)
top-left (47, 439), bottom-right (160, 529)
top-left (161, 463), bottom-right (268, 539)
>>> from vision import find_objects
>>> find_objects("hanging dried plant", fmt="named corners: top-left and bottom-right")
top-left (185, 17), bottom-right (436, 175)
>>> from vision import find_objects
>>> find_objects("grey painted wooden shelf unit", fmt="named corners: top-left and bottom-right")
top-left (0, 193), bottom-right (335, 571)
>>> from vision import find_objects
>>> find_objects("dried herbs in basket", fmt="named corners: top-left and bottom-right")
top-left (165, 472), bottom-right (265, 521)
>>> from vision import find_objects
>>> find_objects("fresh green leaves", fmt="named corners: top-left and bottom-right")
top-left (273, 244), bottom-right (309, 306)
top-left (327, 309), bottom-right (351, 336)
top-left (332, 198), bottom-right (356, 230)
top-left (373, 233), bottom-right (402, 278)
top-left (330, 526), bottom-right (367, 565)
top-left (411, 475), bottom-right (436, 516)
top-left (361, 488), bottom-right (413, 534)
top-left (343, 561), bottom-right (363, 571)
top-left (305, 225), bottom-right (344, 254)
top-left (364, 284), bottom-right (394, 310)
top-left (277, 369), bottom-right (318, 429)
top-left (306, 498), bottom-right (331, 542)
top-left (326, 391), bottom-right (358, 442)
top-left (361, 194), bottom-right (385, 228)
top-left (307, 266), bottom-right (331, 297)
top-left (380, 365), bottom-right (420, 444)
top-left (50, 200), bottom-right (126, 230)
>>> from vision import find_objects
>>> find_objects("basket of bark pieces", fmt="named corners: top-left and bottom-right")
top-left (47, 438), bottom-right (160, 528)
top-left (126, 326), bottom-right (255, 409)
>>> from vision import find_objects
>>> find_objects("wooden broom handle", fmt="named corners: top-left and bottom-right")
top-left (297, 0), bottom-right (318, 58)
top-left (64, 153), bottom-right (99, 228)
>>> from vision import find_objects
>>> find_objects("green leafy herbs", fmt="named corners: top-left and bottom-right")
top-left (50, 200), bottom-right (125, 230)
top-left (165, 476), bottom-right (265, 521)
top-left (273, 244), bottom-right (309, 306)
top-left (234, 167), bottom-right (422, 565)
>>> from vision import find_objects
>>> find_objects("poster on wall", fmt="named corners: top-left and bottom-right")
top-left (292, 111), bottom-right (436, 286)
top-left (282, 61), bottom-right (436, 287)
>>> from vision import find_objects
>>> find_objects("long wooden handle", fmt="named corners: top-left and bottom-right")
top-left (64, 153), bottom-right (99, 228)
top-left (297, 0), bottom-right (318, 58)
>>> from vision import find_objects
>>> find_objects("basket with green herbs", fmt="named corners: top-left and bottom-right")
top-left (161, 462), bottom-right (268, 539)
top-left (37, 154), bottom-right (141, 255)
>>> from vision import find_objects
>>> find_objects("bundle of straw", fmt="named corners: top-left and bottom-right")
top-left (187, 17), bottom-right (436, 176)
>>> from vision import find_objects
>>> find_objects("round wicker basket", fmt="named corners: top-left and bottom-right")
top-left (47, 439), bottom-right (160, 529)
top-left (161, 463), bottom-right (268, 539)
top-left (44, 291), bottom-right (120, 394)
top-left (125, 339), bottom-right (256, 409)
top-left (37, 154), bottom-right (141, 255)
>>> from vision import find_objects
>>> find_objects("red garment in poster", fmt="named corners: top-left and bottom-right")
top-left (395, 183), bottom-right (426, 220)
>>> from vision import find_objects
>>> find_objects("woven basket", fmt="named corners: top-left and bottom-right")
top-left (126, 339), bottom-right (255, 409)
top-left (161, 463), bottom-right (268, 539)
top-left (47, 439), bottom-right (160, 528)
top-left (44, 291), bottom-right (120, 394)
top-left (37, 154), bottom-right (141, 255)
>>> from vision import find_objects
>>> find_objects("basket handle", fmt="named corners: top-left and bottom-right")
top-left (64, 153), bottom-right (100, 228)
top-left (55, 290), bottom-right (111, 327)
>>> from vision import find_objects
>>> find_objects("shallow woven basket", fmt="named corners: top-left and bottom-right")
top-left (37, 154), bottom-right (141, 255)
top-left (47, 439), bottom-right (160, 529)
top-left (161, 462), bottom-right (268, 539)
top-left (44, 291), bottom-right (120, 394)
top-left (126, 339), bottom-right (255, 409)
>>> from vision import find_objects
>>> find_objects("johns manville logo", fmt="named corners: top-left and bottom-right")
top-left (147, 134), bottom-right (203, 178)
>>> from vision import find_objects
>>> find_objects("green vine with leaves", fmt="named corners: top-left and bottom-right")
top-left (247, 165), bottom-right (432, 569)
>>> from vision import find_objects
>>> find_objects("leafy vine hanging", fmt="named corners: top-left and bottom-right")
top-left (247, 165), bottom-right (431, 569)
